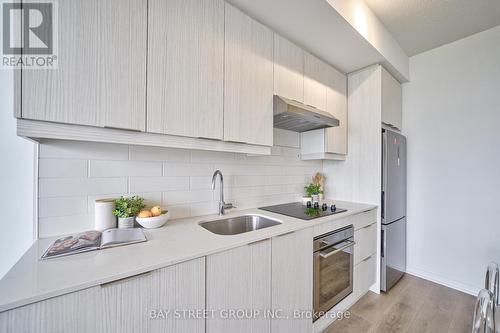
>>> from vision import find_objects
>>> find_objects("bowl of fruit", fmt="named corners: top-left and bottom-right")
top-left (135, 206), bottom-right (170, 229)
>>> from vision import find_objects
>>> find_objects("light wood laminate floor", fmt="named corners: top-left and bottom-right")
top-left (325, 274), bottom-right (475, 333)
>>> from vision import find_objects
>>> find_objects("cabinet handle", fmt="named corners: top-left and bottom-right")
top-left (197, 136), bottom-right (222, 141)
top-left (226, 140), bottom-right (247, 144)
top-left (248, 238), bottom-right (269, 246)
top-left (362, 223), bottom-right (375, 229)
top-left (100, 271), bottom-right (152, 288)
top-left (103, 126), bottom-right (142, 132)
top-left (275, 231), bottom-right (295, 238)
top-left (362, 255), bottom-right (373, 262)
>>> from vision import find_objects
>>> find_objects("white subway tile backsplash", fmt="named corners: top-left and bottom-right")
top-left (89, 160), bottom-right (162, 178)
top-left (162, 189), bottom-right (214, 205)
top-left (40, 140), bottom-right (128, 160)
top-left (190, 201), bottom-right (218, 217)
top-left (273, 128), bottom-right (300, 148)
top-left (167, 204), bottom-right (191, 220)
top-left (37, 139), bottom-right (320, 237)
top-left (163, 163), bottom-right (214, 177)
top-left (191, 150), bottom-right (235, 163)
top-left (39, 214), bottom-right (93, 238)
top-left (39, 178), bottom-right (127, 198)
top-left (129, 177), bottom-right (189, 193)
top-left (39, 197), bottom-right (88, 218)
top-left (39, 159), bottom-right (88, 178)
top-left (129, 145), bottom-right (190, 162)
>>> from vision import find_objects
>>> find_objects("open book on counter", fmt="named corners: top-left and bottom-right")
top-left (41, 228), bottom-right (147, 259)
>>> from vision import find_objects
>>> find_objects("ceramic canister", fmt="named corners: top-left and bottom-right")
top-left (94, 199), bottom-right (117, 231)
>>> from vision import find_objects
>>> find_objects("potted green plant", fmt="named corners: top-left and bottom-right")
top-left (113, 196), bottom-right (145, 229)
top-left (304, 183), bottom-right (323, 204)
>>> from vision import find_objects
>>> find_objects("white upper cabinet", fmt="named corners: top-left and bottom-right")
top-left (273, 34), bottom-right (304, 102)
top-left (21, 0), bottom-right (147, 131)
top-left (300, 64), bottom-right (348, 160)
top-left (147, 0), bottom-right (224, 140)
top-left (325, 66), bottom-right (348, 155)
top-left (304, 52), bottom-right (328, 111)
top-left (381, 67), bottom-right (402, 130)
top-left (224, 3), bottom-right (274, 146)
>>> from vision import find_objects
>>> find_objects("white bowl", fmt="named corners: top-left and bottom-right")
top-left (136, 211), bottom-right (170, 229)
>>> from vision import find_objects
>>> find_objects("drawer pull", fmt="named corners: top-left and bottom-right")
top-left (100, 271), bottom-right (152, 288)
top-left (104, 126), bottom-right (142, 132)
top-left (362, 255), bottom-right (373, 262)
top-left (275, 231), bottom-right (295, 238)
top-left (248, 238), bottom-right (269, 246)
top-left (362, 223), bottom-right (375, 229)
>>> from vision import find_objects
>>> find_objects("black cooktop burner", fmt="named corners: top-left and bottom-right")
top-left (259, 202), bottom-right (347, 220)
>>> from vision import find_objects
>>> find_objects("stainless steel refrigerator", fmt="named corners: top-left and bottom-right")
top-left (381, 129), bottom-right (407, 292)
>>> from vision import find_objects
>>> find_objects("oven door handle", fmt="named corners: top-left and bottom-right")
top-left (319, 240), bottom-right (355, 258)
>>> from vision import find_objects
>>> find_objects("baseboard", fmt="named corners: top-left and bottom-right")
top-left (406, 266), bottom-right (480, 296)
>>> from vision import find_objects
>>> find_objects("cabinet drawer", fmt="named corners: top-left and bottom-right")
top-left (354, 222), bottom-right (377, 265)
top-left (354, 209), bottom-right (377, 230)
top-left (354, 254), bottom-right (376, 300)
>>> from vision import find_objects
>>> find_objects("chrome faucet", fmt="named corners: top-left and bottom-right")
top-left (212, 170), bottom-right (234, 216)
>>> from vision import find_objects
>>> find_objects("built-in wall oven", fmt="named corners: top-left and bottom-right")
top-left (313, 225), bottom-right (355, 321)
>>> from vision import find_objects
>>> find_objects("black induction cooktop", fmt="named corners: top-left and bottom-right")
top-left (259, 202), bottom-right (347, 220)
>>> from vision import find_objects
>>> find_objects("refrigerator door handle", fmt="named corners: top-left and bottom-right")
top-left (381, 190), bottom-right (385, 220)
top-left (381, 229), bottom-right (385, 258)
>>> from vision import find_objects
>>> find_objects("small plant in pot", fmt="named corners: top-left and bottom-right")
top-left (304, 183), bottom-right (323, 204)
top-left (113, 196), bottom-right (145, 229)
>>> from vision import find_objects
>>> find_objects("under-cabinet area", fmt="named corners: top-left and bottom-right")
top-left (0, 204), bottom-right (377, 333)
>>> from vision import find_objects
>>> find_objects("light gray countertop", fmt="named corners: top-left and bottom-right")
top-left (0, 200), bottom-right (376, 312)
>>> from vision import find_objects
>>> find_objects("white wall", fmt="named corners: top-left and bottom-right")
top-left (37, 130), bottom-right (321, 238)
top-left (403, 25), bottom-right (500, 295)
top-left (0, 70), bottom-right (36, 279)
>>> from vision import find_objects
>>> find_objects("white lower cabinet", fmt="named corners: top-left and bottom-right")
top-left (271, 229), bottom-right (313, 333)
top-left (354, 222), bottom-right (377, 265)
top-left (0, 258), bottom-right (205, 333)
top-left (0, 286), bottom-right (101, 333)
top-left (354, 254), bottom-right (377, 300)
top-left (206, 239), bottom-right (271, 333)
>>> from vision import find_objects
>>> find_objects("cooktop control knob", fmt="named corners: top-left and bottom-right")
top-left (331, 204), bottom-right (336, 212)
top-left (321, 203), bottom-right (328, 211)
top-left (306, 201), bottom-right (312, 208)
top-left (314, 202), bottom-right (319, 209)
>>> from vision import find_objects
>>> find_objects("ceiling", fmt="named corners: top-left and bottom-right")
top-left (227, 0), bottom-right (384, 74)
top-left (365, 0), bottom-right (500, 56)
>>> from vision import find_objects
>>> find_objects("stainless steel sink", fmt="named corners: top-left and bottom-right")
top-left (199, 214), bottom-right (282, 235)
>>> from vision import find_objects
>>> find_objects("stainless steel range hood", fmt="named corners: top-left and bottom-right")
top-left (273, 95), bottom-right (339, 132)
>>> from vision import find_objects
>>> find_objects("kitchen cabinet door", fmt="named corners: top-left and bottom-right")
top-left (100, 258), bottom-right (205, 333)
top-left (206, 239), bottom-right (271, 333)
top-left (224, 3), bottom-right (273, 146)
top-left (271, 229), bottom-right (313, 333)
top-left (325, 66), bottom-right (348, 155)
top-left (99, 271), bottom-right (151, 333)
top-left (273, 34), bottom-right (304, 102)
top-left (148, 258), bottom-right (206, 333)
top-left (381, 67), bottom-right (402, 130)
top-left (354, 254), bottom-right (376, 300)
top-left (21, 0), bottom-right (147, 131)
top-left (147, 0), bottom-right (224, 140)
top-left (0, 286), bottom-right (101, 333)
top-left (304, 52), bottom-right (328, 111)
